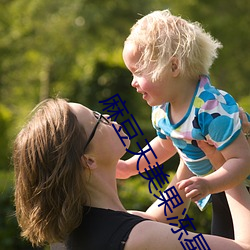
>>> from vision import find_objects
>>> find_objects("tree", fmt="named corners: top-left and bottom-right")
top-left (0, 1), bottom-right (249, 248)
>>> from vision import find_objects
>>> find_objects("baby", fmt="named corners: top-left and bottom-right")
top-left (119, 9), bottom-right (250, 237)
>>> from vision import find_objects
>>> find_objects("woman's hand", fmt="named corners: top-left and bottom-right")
top-left (197, 141), bottom-right (226, 170)
top-left (239, 107), bottom-right (250, 141)
top-left (177, 108), bottom-right (250, 201)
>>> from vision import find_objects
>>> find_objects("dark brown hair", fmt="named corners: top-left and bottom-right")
top-left (13, 98), bottom-right (88, 246)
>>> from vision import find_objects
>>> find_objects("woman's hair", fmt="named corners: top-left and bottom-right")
top-left (13, 98), bottom-right (88, 246)
top-left (125, 9), bottom-right (222, 81)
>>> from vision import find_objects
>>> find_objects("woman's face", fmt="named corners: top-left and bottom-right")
top-left (68, 103), bottom-right (130, 162)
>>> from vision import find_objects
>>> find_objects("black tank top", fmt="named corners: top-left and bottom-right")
top-left (66, 206), bottom-right (148, 250)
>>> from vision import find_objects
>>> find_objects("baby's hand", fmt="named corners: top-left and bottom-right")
top-left (177, 176), bottom-right (211, 202)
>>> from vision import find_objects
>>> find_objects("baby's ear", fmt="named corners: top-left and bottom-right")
top-left (171, 57), bottom-right (180, 76)
top-left (82, 155), bottom-right (97, 169)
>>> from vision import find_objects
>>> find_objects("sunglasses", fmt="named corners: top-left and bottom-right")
top-left (84, 111), bottom-right (110, 151)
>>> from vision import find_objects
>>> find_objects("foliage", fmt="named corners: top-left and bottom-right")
top-left (186, 0), bottom-right (250, 101)
top-left (1, 0), bottom-right (249, 170)
top-left (239, 95), bottom-right (250, 112)
top-left (0, 0), bottom-right (249, 248)
top-left (0, 171), bottom-right (44, 249)
top-left (0, 104), bottom-right (13, 170)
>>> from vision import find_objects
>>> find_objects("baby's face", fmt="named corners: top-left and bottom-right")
top-left (123, 43), bottom-right (175, 106)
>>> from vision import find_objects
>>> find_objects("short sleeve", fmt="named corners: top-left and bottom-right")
top-left (151, 105), bottom-right (169, 140)
top-left (156, 130), bottom-right (168, 139)
top-left (197, 90), bottom-right (241, 150)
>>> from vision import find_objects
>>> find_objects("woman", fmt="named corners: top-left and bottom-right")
top-left (13, 98), bottom-right (250, 249)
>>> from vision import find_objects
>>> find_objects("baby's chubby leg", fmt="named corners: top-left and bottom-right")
top-left (146, 159), bottom-right (193, 224)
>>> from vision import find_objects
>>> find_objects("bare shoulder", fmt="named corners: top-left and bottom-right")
top-left (124, 220), bottom-right (180, 250)
top-left (124, 219), bottom-right (250, 250)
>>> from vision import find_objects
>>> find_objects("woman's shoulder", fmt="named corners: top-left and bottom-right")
top-left (124, 220), bottom-right (181, 250)
top-left (66, 207), bottom-right (149, 250)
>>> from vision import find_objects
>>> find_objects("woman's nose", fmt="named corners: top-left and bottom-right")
top-left (104, 114), bottom-right (112, 123)
top-left (104, 114), bottom-right (110, 119)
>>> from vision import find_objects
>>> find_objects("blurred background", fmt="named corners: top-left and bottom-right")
top-left (0, 0), bottom-right (249, 249)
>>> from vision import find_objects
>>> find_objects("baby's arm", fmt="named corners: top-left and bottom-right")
top-left (178, 132), bottom-right (250, 201)
top-left (116, 136), bottom-right (177, 179)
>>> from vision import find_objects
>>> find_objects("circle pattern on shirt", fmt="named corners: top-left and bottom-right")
top-left (208, 115), bottom-right (234, 142)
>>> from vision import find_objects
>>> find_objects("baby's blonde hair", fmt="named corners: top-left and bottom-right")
top-left (125, 9), bottom-right (222, 81)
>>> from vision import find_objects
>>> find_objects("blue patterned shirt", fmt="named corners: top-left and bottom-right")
top-left (152, 75), bottom-right (242, 176)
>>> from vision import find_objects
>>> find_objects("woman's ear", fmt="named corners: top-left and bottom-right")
top-left (170, 57), bottom-right (180, 77)
top-left (82, 155), bottom-right (97, 169)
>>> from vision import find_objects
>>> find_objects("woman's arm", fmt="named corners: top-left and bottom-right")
top-left (126, 113), bottom-right (250, 249)
top-left (225, 184), bottom-right (250, 244)
top-left (240, 108), bottom-right (250, 142)
top-left (178, 110), bottom-right (250, 201)
top-left (181, 132), bottom-right (250, 201)
top-left (204, 109), bottom-right (250, 192)
top-left (125, 183), bottom-right (250, 250)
